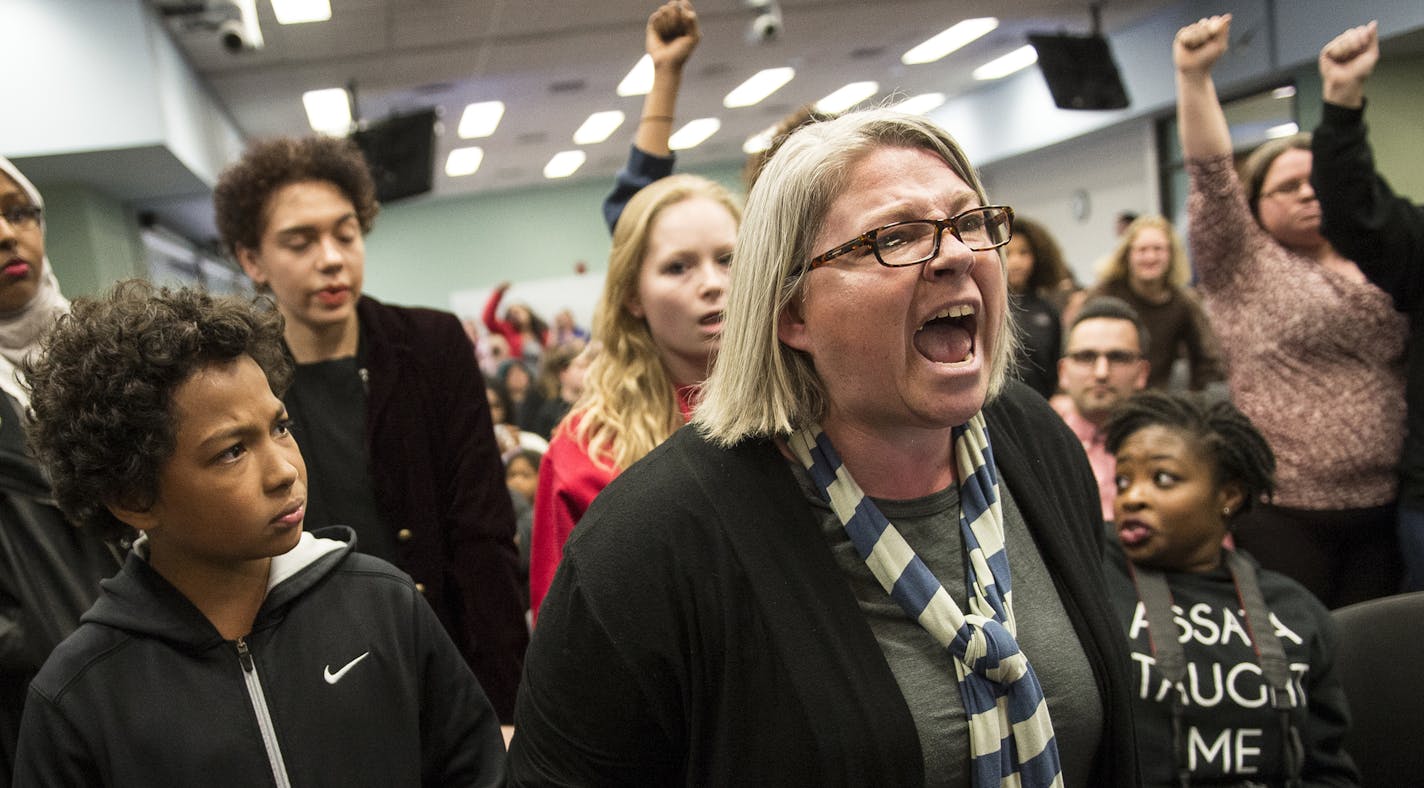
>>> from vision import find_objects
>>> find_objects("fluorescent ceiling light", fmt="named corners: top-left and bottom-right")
top-left (815, 81), bottom-right (879, 114)
top-left (902, 18), bottom-right (999, 65)
top-left (1266, 122), bottom-right (1300, 138)
top-left (271, 0), bottom-right (330, 24)
top-left (723, 67), bottom-right (795, 109)
top-left (973, 45), bottom-right (1038, 80)
top-left (1272, 86), bottom-right (1297, 99)
top-left (669, 118), bottom-right (721, 150)
top-left (573, 110), bottom-right (626, 145)
top-left (544, 150), bottom-right (587, 179)
top-left (743, 124), bottom-right (778, 155)
top-left (445, 147), bottom-right (484, 177)
top-left (617, 55), bottom-right (654, 97)
top-left (458, 101), bottom-right (505, 139)
top-left (302, 87), bottom-right (351, 135)
top-left (890, 92), bottom-right (946, 116)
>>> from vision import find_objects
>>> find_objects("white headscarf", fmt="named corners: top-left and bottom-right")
top-left (0, 156), bottom-right (69, 407)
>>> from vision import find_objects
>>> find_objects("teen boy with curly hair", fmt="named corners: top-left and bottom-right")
top-left (12, 281), bottom-right (505, 786)
top-left (214, 136), bottom-right (526, 720)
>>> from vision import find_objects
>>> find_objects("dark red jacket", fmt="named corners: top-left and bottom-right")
top-left (358, 295), bottom-right (527, 721)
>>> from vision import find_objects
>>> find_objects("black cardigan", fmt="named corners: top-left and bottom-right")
top-left (510, 381), bottom-right (1138, 785)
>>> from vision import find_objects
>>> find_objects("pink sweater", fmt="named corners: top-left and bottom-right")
top-left (1187, 154), bottom-right (1406, 509)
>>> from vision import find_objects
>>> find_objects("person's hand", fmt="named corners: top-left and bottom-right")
top-left (1319, 20), bottom-right (1377, 109)
top-left (646, 0), bottom-right (700, 71)
top-left (496, 281), bottom-right (511, 292)
top-left (1174, 14), bottom-right (1231, 78)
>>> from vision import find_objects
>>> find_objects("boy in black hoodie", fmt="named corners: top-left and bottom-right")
top-left (12, 281), bottom-right (505, 787)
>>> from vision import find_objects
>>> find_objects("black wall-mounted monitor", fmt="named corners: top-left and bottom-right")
top-left (1027, 32), bottom-right (1130, 111)
top-left (352, 108), bottom-right (436, 202)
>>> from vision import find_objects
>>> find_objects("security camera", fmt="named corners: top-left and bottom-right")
top-left (216, 0), bottom-right (264, 53)
top-left (748, 10), bottom-right (783, 44)
top-left (217, 18), bottom-right (255, 52)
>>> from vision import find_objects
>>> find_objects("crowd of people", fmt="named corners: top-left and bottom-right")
top-left (1, 3), bottom-right (1419, 785)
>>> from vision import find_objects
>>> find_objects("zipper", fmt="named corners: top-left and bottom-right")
top-left (235, 637), bottom-right (293, 788)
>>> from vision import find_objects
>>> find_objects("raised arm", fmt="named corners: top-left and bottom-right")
top-left (636, 0), bottom-right (700, 156)
top-left (1319, 21), bottom-right (1377, 110)
top-left (482, 282), bottom-right (511, 337)
top-left (602, 0), bottom-right (700, 231)
top-left (1174, 15), bottom-right (1233, 160)
top-left (1313, 20), bottom-right (1424, 307)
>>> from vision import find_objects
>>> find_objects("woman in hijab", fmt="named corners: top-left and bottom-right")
top-left (0, 156), bottom-right (119, 783)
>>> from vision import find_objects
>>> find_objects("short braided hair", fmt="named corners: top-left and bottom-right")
top-left (1105, 390), bottom-right (1275, 516)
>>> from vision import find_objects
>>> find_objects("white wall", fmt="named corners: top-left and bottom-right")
top-left (3, 0), bottom-right (163, 156)
top-left (980, 121), bottom-right (1158, 285)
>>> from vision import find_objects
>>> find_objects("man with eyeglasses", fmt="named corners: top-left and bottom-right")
top-left (1053, 296), bottom-right (1150, 523)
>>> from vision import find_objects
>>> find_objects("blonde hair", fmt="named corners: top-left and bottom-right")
top-left (565, 174), bottom-right (742, 472)
top-left (695, 108), bottom-right (1015, 445)
top-left (1097, 214), bottom-right (1190, 289)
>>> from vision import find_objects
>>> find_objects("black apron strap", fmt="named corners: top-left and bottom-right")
top-left (1225, 550), bottom-right (1304, 788)
top-left (1130, 564), bottom-right (1192, 788)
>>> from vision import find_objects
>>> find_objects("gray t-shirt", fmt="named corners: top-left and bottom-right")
top-left (793, 463), bottom-right (1104, 787)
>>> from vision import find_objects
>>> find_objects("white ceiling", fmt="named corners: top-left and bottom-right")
top-left (154, 0), bottom-right (1179, 203)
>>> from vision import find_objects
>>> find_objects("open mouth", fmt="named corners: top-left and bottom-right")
top-left (698, 311), bottom-right (723, 327)
top-left (913, 304), bottom-right (976, 364)
top-left (1118, 519), bottom-right (1152, 547)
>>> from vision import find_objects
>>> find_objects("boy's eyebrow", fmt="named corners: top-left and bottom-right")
top-left (194, 404), bottom-right (288, 450)
top-left (272, 212), bottom-right (358, 238)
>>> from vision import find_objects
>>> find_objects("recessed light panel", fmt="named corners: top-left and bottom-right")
top-left (902, 18), bottom-right (999, 65)
top-left (544, 150), bottom-right (587, 179)
top-left (458, 101), bottom-right (506, 139)
top-left (723, 67), bottom-right (795, 109)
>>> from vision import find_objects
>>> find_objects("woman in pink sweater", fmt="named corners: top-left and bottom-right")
top-left (1174, 14), bottom-right (1406, 607)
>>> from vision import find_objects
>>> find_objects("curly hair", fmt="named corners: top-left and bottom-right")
top-left (1097, 214), bottom-right (1191, 290)
top-left (22, 280), bottom-right (292, 541)
top-left (566, 174), bottom-right (741, 472)
top-left (1010, 215), bottom-right (1073, 295)
top-left (213, 135), bottom-right (380, 256)
top-left (1104, 390), bottom-right (1275, 518)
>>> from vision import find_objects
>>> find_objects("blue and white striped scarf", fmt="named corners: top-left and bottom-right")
top-left (788, 413), bottom-right (1063, 787)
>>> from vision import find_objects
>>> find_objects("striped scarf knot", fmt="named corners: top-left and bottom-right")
top-left (953, 616), bottom-right (1030, 684)
top-left (789, 413), bottom-right (1063, 788)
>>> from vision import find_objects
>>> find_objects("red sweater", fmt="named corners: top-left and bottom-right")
top-left (482, 287), bottom-right (547, 360)
top-left (529, 387), bottom-right (696, 623)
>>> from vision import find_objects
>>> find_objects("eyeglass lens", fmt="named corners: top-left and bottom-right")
top-left (875, 208), bottom-right (1009, 265)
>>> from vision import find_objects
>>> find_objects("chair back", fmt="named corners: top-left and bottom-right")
top-left (1331, 591), bottom-right (1424, 786)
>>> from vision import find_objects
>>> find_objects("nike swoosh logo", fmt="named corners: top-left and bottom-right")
top-left (323, 651), bottom-right (370, 685)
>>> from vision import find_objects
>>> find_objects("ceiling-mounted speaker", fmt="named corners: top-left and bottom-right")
top-left (352, 108), bottom-right (436, 202)
top-left (1027, 32), bottom-right (1129, 111)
